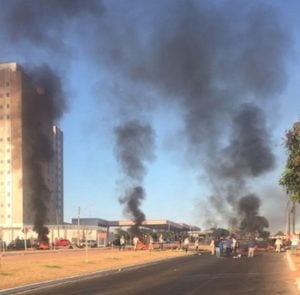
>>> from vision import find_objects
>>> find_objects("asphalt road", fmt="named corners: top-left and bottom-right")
top-left (14, 252), bottom-right (299, 295)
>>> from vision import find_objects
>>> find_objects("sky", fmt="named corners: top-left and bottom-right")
top-left (0, 0), bottom-right (299, 233)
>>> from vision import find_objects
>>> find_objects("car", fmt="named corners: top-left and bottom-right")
top-left (78, 239), bottom-right (97, 248)
top-left (52, 238), bottom-right (72, 248)
top-left (254, 241), bottom-right (275, 252)
top-left (7, 239), bottom-right (32, 250)
top-left (35, 241), bottom-right (50, 250)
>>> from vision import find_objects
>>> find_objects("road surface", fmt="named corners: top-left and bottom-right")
top-left (12, 252), bottom-right (299, 295)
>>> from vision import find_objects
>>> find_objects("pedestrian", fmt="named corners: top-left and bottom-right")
top-left (119, 235), bottom-right (125, 251)
top-left (275, 238), bottom-right (283, 253)
top-left (183, 237), bottom-right (190, 253)
top-left (133, 236), bottom-right (139, 251)
top-left (148, 235), bottom-right (154, 251)
top-left (232, 237), bottom-right (237, 256)
top-left (215, 239), bottom-right (221, 258)
top-left (248, 238), bottom-right (256, 258)
top-left (291, 235), bottom-right (299, 251)
top-left (210, 239), bottom-right (215, 255)
top-left (219, 238), bottom-right (225, 257)
top-left (225, 238), bottom-right (232, 257)
top-left (159, 234), bottom-right (164, 251)
top-left (194, 237), bottom-right (199, 253)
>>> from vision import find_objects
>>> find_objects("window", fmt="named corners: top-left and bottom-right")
top-left (6, 115), bottom-right (10, 119)
top-left (6, 93), bottom-right (9, 97)
top-left (7, 137), bottom-right (10, 141)
top-left (6, 104), bottom-right (9, 108)
top-left (6, 82), bottom-right (9, 87)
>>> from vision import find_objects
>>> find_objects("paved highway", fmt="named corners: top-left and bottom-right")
top-left (15, 252), bottom-right (299, 295)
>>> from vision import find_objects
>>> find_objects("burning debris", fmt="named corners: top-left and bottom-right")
top-left (114, 120), bottom-right (155, 233)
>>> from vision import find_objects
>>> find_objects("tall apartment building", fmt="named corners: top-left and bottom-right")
top-left (0, 62), bottom-right (63, 228)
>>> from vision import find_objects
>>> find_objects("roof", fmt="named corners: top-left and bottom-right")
top-left (72, 218), bottom-right (200, 232)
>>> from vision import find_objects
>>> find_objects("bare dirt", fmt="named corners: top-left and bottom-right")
top-left (0, 247), bottom-right (195, 290)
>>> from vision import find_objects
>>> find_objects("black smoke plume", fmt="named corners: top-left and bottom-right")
top-left (238, 194), bottom-right (269, 237)
top-left (23, 64), bottom-right (67, 242)
top-left (114, 120), bottom-right (155, 232)
top-left (0, 0), bottom-right (292, 230)
top-left (93, 1), bottom-right (290, 226)
top-left (0, 0), bottom-right (104, 53)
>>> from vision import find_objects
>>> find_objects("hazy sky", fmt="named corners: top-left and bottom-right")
top-left (0, 0), bottom-right (299, 232)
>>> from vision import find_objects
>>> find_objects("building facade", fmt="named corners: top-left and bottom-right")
top-left (0, 62), bottom-right (63, 229)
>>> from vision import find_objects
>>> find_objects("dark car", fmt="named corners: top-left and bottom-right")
top-left (7, 239), bottom-right (32, 250)
top-left (78, 239), bottom-right (97, 248)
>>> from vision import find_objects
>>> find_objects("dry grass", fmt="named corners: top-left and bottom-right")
top-left (0, 248), bottom-right (192, 290)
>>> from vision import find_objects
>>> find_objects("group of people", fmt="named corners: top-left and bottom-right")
top-left (210, 237), bottom-right (256, 258)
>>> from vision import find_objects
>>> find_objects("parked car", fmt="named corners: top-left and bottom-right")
top-left (35, 241), bottom-right (50, 250)
top-left (7, 239), bottom-right (32, 250)
top-left (0, 240), bottom-right (6, 250)
top-left (53, 238), bottom-right (72, 248)
top-left (78, 239), bottom-right (97, 248)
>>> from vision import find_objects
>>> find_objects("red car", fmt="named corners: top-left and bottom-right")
top-left (35, 241), bottom-right (50, 250)
top-left (52, 238), bottom-right (72, 248)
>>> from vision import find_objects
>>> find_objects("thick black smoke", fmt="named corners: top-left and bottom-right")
top-left (92, 1), bottom-right (290, 226)
top-left (0, 0), bottom-right (292, 231)
top-left (0, 1), bottom-right (101, 239)
top-left (23, 64), bottom-right (67, 242)
top-left (114, 120), bottom-right (155, 229)
top-left (238, 195), bottom-right (269, 237)
top-left (0, 0), bottom-right (104, 53)
top-left (207, 103), bottom-right (276, 219)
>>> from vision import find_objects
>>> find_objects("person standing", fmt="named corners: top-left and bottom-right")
top-left (148, 235), bottom-right (154, 251)
top-left (194, 237), bottom-right (199, 253)
top-left (119, 235), bottom-right (125, 251)
top-left (232, 237), bottom-right (237, 256)
top-left (225, 238), bottom-right (232, 257)
top-left (248, 238), bottom-right (256, 258)
top-left (133, 236), bottom-right (139, 251)
top-left (215, 239), bottom-right (221, 258)
top-left (159, 234), bottom-right (164, 251)
top-left (275, 238), bottom-right (283, 253)
top-left (210, 239), bottom-right (215, 255)
top-left (183, 237), bottom-right (190, 253)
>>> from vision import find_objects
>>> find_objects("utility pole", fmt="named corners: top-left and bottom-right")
top-left (77, 207), bottom-right (80, 245)
top-left (292, 201), bottom-right (296, 234)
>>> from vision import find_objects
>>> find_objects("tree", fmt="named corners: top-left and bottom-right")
top-left (279, 122), bottom-right (300, 202)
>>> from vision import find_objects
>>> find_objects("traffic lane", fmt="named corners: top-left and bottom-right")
top-left (19, 252), bottom-right (298, 295)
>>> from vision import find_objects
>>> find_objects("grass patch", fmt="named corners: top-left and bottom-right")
top-left (42, 265), bottom-right (62, 269)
